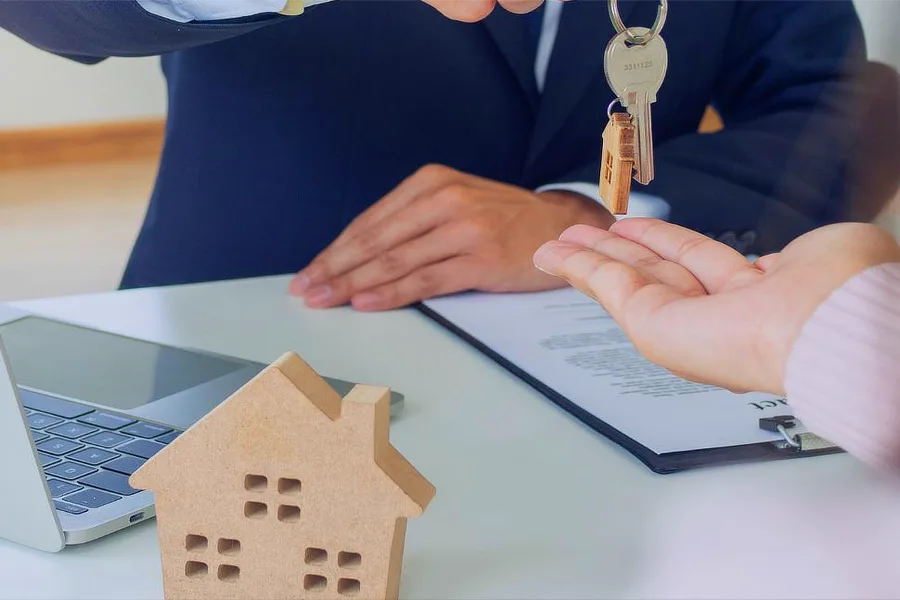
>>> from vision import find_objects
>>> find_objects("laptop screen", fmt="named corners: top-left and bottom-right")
top-left (0, 317), bottom-right (250, 410)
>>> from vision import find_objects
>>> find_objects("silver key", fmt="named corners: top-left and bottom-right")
top-left (604, 26), bottom-right (668, 185)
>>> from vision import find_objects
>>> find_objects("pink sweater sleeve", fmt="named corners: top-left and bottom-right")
top-left (784, 262), bottom-right (900, 471)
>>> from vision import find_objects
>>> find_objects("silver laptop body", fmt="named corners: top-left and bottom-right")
top-left (0, 311), bottom-right (402, 552)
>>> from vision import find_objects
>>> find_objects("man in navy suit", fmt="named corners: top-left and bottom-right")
top-left (0, 0), bottom-right (866, 310)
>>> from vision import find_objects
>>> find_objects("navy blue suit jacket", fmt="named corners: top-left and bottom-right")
top-left (0, 0), bottom-right (866, 288)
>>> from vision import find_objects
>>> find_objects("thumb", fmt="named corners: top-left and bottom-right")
top-left (754, 253), bottom-right (780, 272)
top-left (420, 0), bottom-right (496, 21)
top-left (497, 0), bottom-right (545, 14)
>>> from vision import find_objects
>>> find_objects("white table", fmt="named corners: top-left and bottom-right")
top-left (0, 275), bottom-right (888, 599)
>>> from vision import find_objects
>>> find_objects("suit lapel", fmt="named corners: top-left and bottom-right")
top-left (526, 0), bottom-right (640, 166)
top-left (482, 7), bottom-right (540, 111)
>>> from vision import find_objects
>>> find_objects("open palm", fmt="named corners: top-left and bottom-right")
top-left (533, 219), bottom-right (900, 395)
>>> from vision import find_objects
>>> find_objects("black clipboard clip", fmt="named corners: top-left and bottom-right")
top-left (759, 415), bottom-right (838, 452)
top-left (759, 415), bottom-right (801, 448)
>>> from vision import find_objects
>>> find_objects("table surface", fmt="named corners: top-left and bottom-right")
top-left (0, 275), bottom-right (881, 599)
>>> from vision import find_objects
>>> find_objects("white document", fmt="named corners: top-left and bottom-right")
top-left (422, 288), bottom-right (797, 455)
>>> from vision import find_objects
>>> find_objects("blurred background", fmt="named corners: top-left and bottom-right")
top-left (1, 0), bottom-right (898, 302)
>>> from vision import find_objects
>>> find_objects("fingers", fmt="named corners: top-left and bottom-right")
top-left (420, 0), bottom-right (496, 21)
top-left (534, 237), bottom-right (693, 352)
top-left (534, 237), bottom-right (763, 391)
top-left (536, 222), bottom-right (781, 395)
top-left (611, 218), bottom-right (763, 294)
top-left (533, 240), bottom-right (646, 316)
top-left (420, 0), bottom-right (544, 21)
top-left (301, 224), bottom-right (464, 308)
top-left (558, 224), bottom-right (705, 297)
top-left (533, 223), bottom-right (705, 318)
top-left (332, 164), bottom-right (461, 248)
top-left (293, 166), bottom-right (468, 294)
top-left (497, 0), bottom-right (544, 13)
top-left (293, 195), bottom-right (457, 296)
top-left (351, 257), bottom-right (482, 311)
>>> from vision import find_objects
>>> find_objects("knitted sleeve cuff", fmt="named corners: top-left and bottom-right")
top-left (784, 263), bottom-right (900, 471)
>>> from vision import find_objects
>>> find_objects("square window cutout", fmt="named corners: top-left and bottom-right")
top-left (185, 534), bottom-right (207, 552)
top-left (338, 578), bottom-right (360, 596)
top-left (278, 478), bottom-right (301, 495)
top-left (218, 538), bottom-right (241, 556)
top-left (305, 548), bottom-right (327, 565)
top-left (185, 561), bottom-right (208, 579)
top-left (338, 551), bottom-right (361, 569)
top-left (218, 564), bottom-right (240, 582)
top-left (244, 501), bottom-right (267, 519)
top-left (304, 574), bottom-right (327, 591)
top-left (244, 474), bottom-right (267, 491)
top-left (277, 504), bottom-right (301, 523)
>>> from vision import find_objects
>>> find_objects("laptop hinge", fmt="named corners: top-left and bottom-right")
top-left (0, 338), bottom-right (65, 552)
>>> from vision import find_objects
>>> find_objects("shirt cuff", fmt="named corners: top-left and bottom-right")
top-left (134, 0), bottom-right (330, 22)
top-left (536, 181), bottom-right (672, 221)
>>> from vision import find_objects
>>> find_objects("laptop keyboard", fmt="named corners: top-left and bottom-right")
top-left (19, 389), bottom-right (182, 517)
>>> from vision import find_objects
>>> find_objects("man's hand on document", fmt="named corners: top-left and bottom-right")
top-left (533, 219), bottom-right (900, 395)
top-left (421, 0), bottom-right (545, 22)
top-left (290, 164), bottom-right (615, 311)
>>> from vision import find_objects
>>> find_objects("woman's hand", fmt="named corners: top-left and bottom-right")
top-left (533, 218), bottom-right (900, 395)
top-left (421, 0), bottom-right (544, 22)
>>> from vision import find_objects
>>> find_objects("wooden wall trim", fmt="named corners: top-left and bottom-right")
top-left (0, 108), bottom-right (720, 172)
top-left (0, 119), bottom-right (165, 171)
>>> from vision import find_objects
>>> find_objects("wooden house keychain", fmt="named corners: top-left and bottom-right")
top-left (599, 0), bottom-right (669, 215)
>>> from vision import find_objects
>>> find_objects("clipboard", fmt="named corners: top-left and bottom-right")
top-left (416, 303), bottom-right (843, 474)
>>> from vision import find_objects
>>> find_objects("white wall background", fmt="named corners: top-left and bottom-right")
top-left (0, 1), bottom-right (897, 131)
top-left (855, 0), bottom-right (900, 67)
top-left (0, 29), bottom-right (166, 130)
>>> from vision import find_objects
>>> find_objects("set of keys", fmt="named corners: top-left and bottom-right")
top-left (599, 0), bottom-right (668, 215)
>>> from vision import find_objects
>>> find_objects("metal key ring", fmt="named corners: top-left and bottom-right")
top-left (607, 98), bottom-right (622, 119)
top-left (609, 0), bottom-right (667, 45)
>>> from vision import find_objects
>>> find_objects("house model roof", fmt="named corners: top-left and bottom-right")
top-left (130, 351), bottom-right (435, 517)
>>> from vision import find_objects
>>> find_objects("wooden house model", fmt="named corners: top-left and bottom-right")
top-left (599, 111), bottom-right (636, 215)
top-left (130, 352), bottom-right (435, 600)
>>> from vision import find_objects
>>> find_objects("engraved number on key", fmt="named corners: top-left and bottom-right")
top-left (604, 26), bottom-right (667, 185)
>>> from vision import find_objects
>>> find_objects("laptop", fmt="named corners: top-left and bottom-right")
top-left (0, 312), bottom-right (403, 552)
